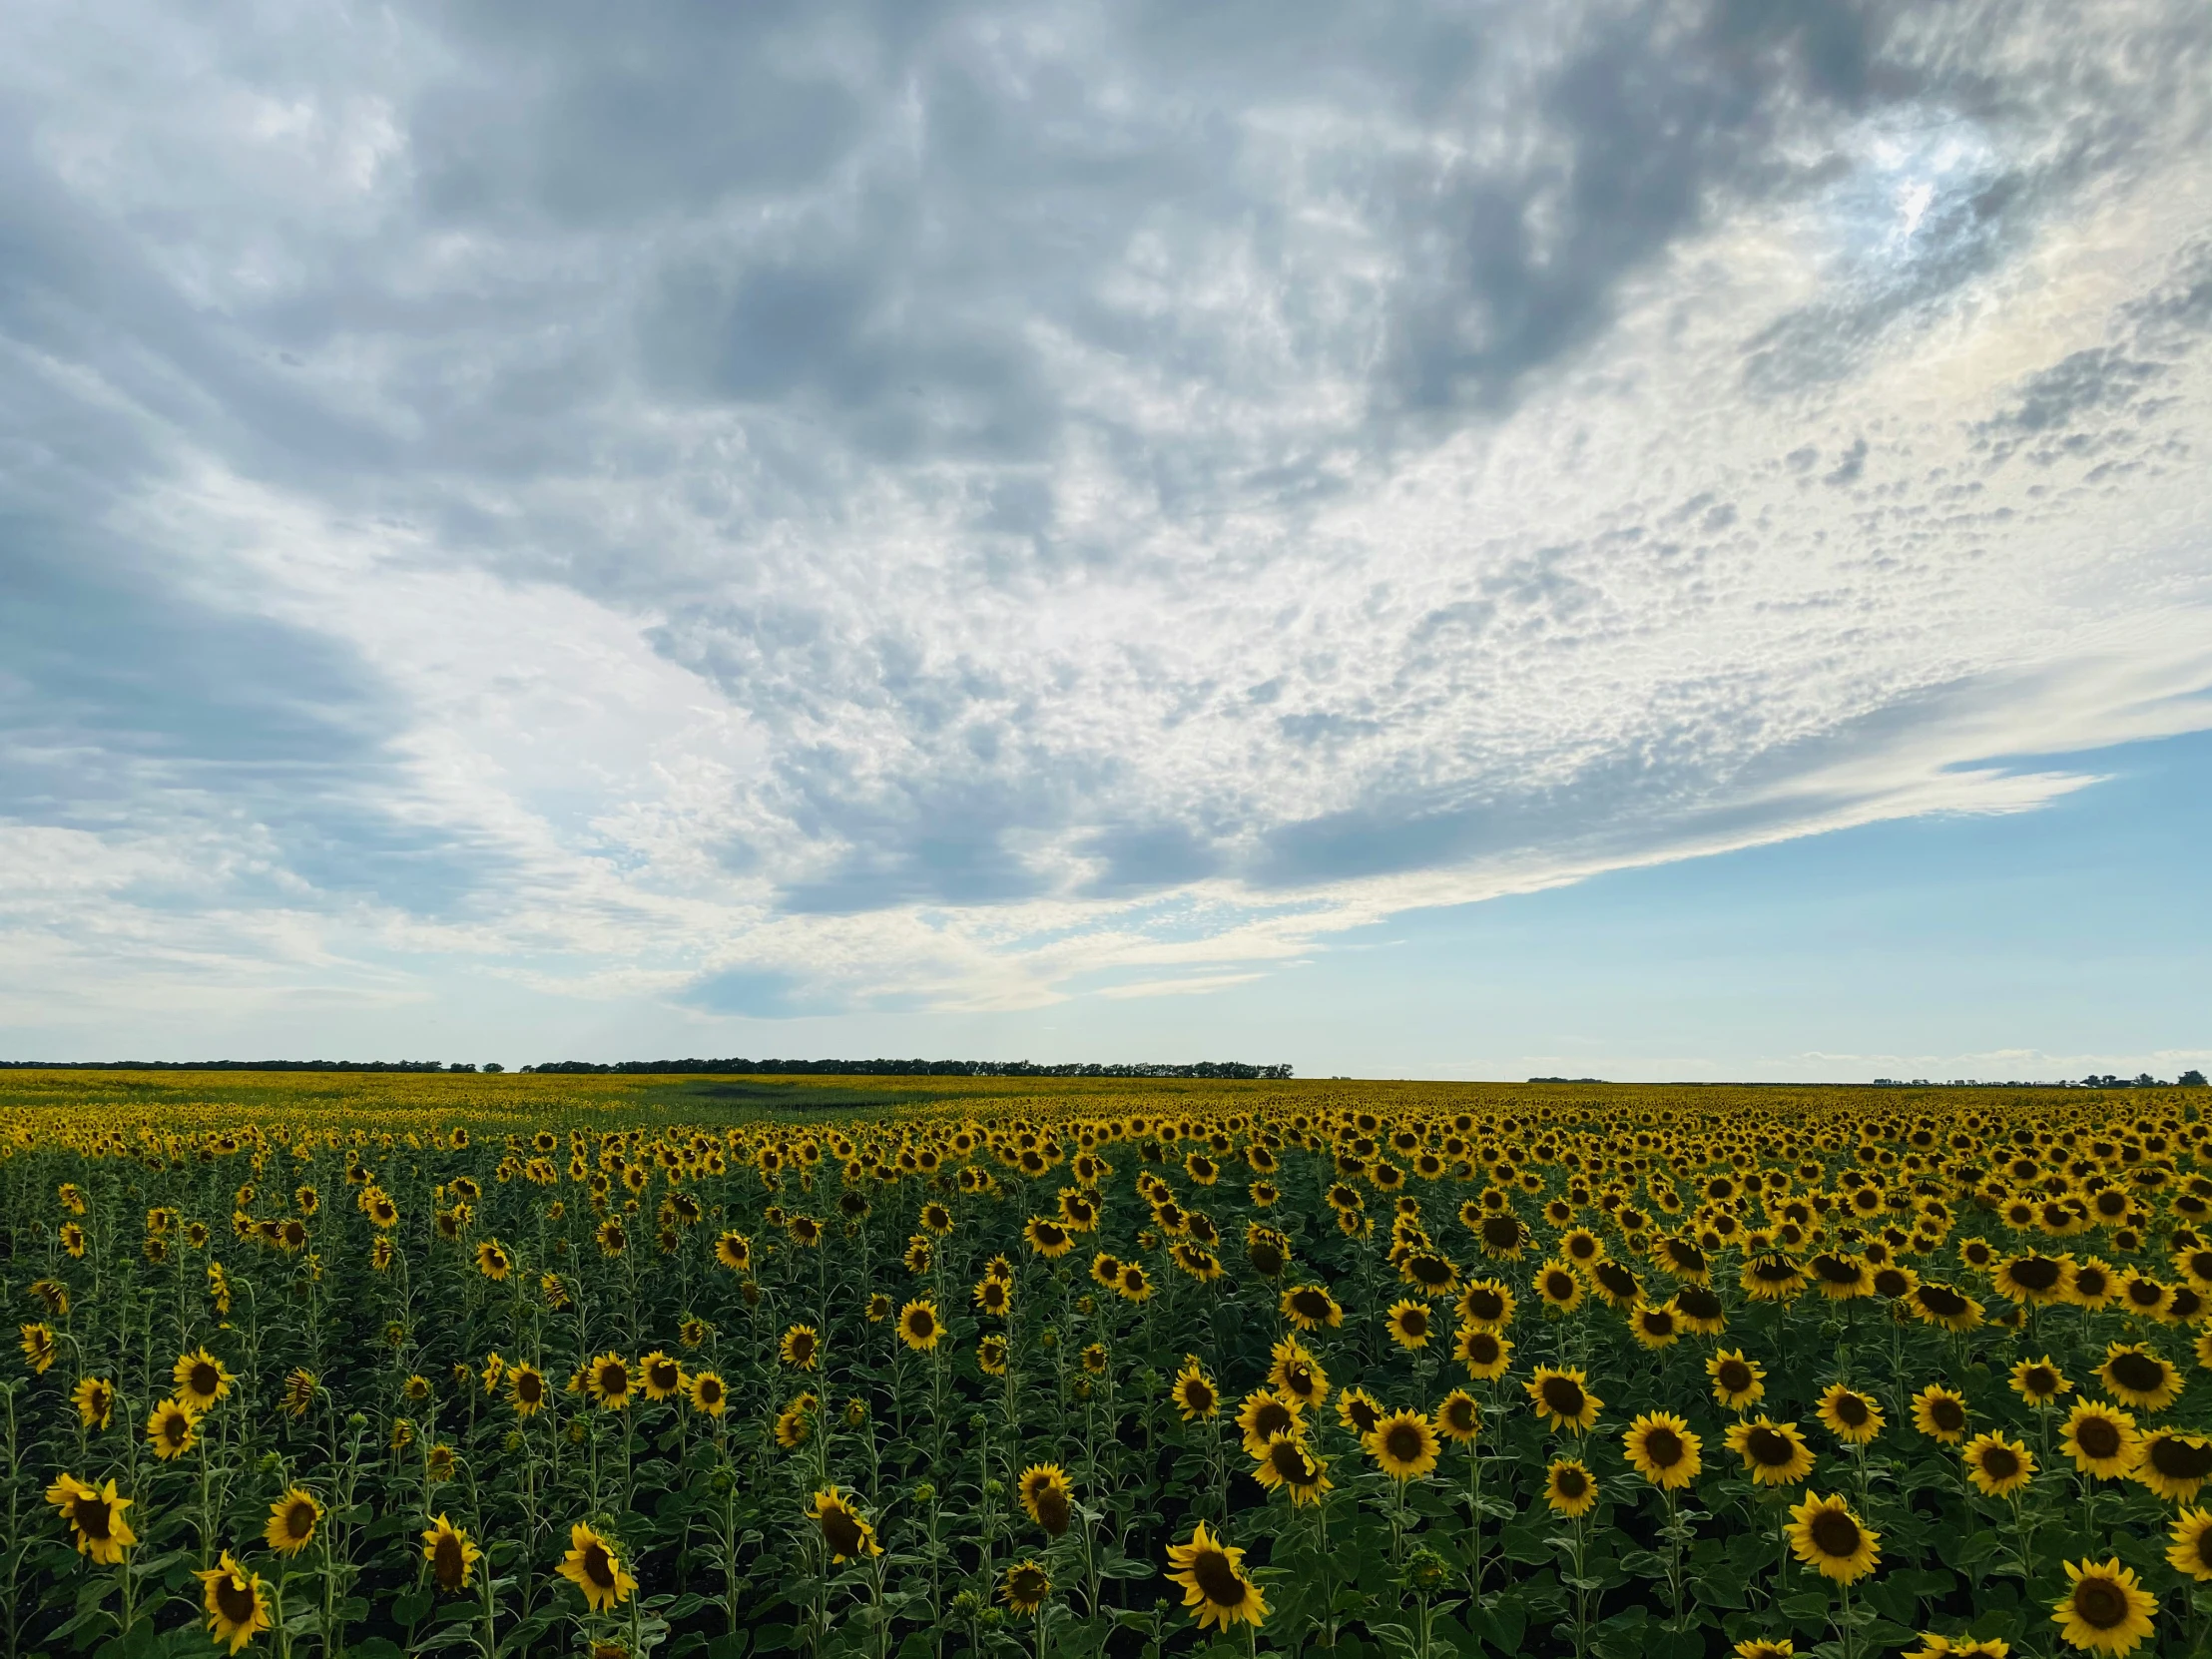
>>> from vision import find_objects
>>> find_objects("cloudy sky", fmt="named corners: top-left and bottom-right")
top-left (4, 0), bottom-right (2209, 1078)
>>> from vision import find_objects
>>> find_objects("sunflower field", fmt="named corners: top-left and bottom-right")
top-left (7, 1068), bottom-right (2212, 1659)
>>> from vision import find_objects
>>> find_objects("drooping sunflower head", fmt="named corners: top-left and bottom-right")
top-left (72, 1376), bottom-right (116, 1430)
top-left (715, 1232), bottom-right (752, 1272)
top-left (196, 1551), bottom-right (272, 1654)
top-left (1001, 1559), bottom-right (1052, 1615)
top-left (1017, 1463), bottom-right (1074, 1536)
top-left (1280, 1284), bottom-right (1343, 1332)
top-left (1267, 1339), bottom-right (1327, 1405)
top-left (558, 1522), bottom-right (638, 1611)
top-left (421, 1513), bottom-right (480, 1593)
top-left (1993, 1253), bottom-right (2073, 1306)
top-left (809, 1487), bottom-right (882, 1562)
top-left (47, 1473), bottom-right (137, 1565)
top-left (1337, 1386), bottom-right (1383, 1438)
top-left (1165, 1520), bottom-right (1267, 1632)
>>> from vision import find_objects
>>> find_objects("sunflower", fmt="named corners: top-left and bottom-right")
top-left (897, 1300), bottom-right (941, 1352)
top-left (19, 1323), bottom-right (56, 1377)
top-left (1544, 1457), bottom-right (1599, 1517)
top-left (688, 1370), bottom-right (728, 1417)
top-left (264, 1486), bottom-right (322, 1555)
top-left (422, 1513), bottom-right (480, 1592)
top-left (1994, 1253), bottom-right (2073, 1306)
top-left (1368, 1408), bottom-right (1441, 1479)
top-left (1912, 1384), bottom-right (1970, 1445)
top-left (1734, 1641), bottom-right (1798, 1659)
top-left (1708, 1349), bottom-right (1766, 1412)
top-left (505, 1362), bottom-right (547, 1416)
top-left (1807, 1252), bottom-right (1873, 1301)
top-left (1268, 1339), bottom-right (1329, 1407)
top-left (714, 1231), bottom-right (752, 1271)
top-left (174, 1347), bottom-right (234, 1410)
top-left (1675, 1283), bottom-right (1729, 1335)
top-left (1962, 1432), bottom-right (2035, 1498)
top-left (1001, 1559), bottom-right (1052, 1616)
top-left (2116, 1273), bottom-right (2172, 1320)
top-left (1281, 1283), bottom-right (1344, 1332)
top-left (2069, 1257), bottom-right (2117, 1311)
top-left (1628, 1300), bottom-right (1681, 1349)
top-left (1090, 1252), bottom-right (1122, 1289)
top-left (1116, 1263), bottom-right (1153, 1304)
top-left (1253, 1432), bottom-right (1333, 1506)
top-left (1236, 1388), bottom-right (1306, 1458)
top-left (2133, 1428), bottom-right (2212, 1501)
top-left (2167, 1507), bottom-right (2212, 1583)
top-left (1023, 1217), bottom-right (1074, 1259)
top-left (1456, 1278), bottom-right (1516, 1330)
top-left (2011, 1356), bottom-right (2073, 1409)
top-left (1166, 1520), bottom-right (1267, 1632)
top-left (1726, 1416), bottom-right (1816, 1485)
top-left (559, 1522), bottom-right (638, 1610)
top-left (2051, 1557), bottom-right (2156, 1654)
top-left (1454, 1324), bottom-right (1513, 1382)
top-left (977, 1334), bottom-right (1010, 1376)
top-left (474, 1239), bottom-right (511, 1282)
top-left (779, 1325), bottom-right (822, 1373)
top-left (902, 1236), bottom-right (934, 1275)
top-left (147, 1396), bottom-right (199, 1459)
top-left (1786, 1492), bottom-right (1880, 1583)
top-left (1816, 1383), bottom-right (1886, 1446)
top-left (974, 1275), bottom-right (1012, 1318)
top-left (1172, 1360), bottom-right (1221, 1420)
top-left (1018, 1464), bottom-right (1074, 1537)
top-left (1337, 1386), bottom-right (1383, 1438)
top-left (196, 1551), bottom-right (272, 1654)
top-left (774, 1394), bottom-right (818, 1448)
top-left (919, 1201), bottom-right (954, 1237)
top-left (1741, 1254), bottom-right (1807, 1302)
top-left (1534, 1260), bottom-right (1584, 1313)
top-left (1384, 1299), bottom-right (1433, 1351)
top-left (2097, 1343), bottom-right (2181, 1412)
top-left (1434, 1389), bottom-right (1481, 1443)
top-left (71, 1377), bottom-right (116, 1431)
top-left (1907, 1280), bottom-right (1984, 1332)
top-left (46, 1473), bottom-right (136, 1564)
top-left (1898, 1638), bottom-right (2009, 1659)
top-left (1624, 1411), bottom-right (1702, 1490)
top-left (1526, 1367), bottom-right (1602, 1433)
top-left (2061, 1400), bottom-right (2141, 1480)
top-left (584, 1353), bottom-right (634, 1409)
top-left (621, 1353), bottom-right (675, 1404)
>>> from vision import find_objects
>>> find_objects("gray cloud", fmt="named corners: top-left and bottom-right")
top-left (0, 0), bottom-right (2209, 1021)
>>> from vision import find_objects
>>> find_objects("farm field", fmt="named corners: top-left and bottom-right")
top-left (6, 1069), bottom-right (2212, 1659)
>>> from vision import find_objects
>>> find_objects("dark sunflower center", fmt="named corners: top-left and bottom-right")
top-left (1466, 1334), bottom-right (1501, 1365)
top-left (1748, 1428), bottom-right (1794, 1465)
top-left (2197, 1529), bottom-right (2212, 1571)
top-left (284, 1502), bottom-right (315, 1539)
top-left (216, 1576), bottom-right (258, 1625)
top-left (2023, 1368), bottom-right (2056, 1395)
top-left (190, 1363), bottom-right (220, 1395)
top-left (518, 1373), bottom-right (544, 1403)
top-left (1465, 1289), bottom-right (1505, 1321)
top-left (1809, 1510), bottom-right (1862, 1557)
top-left (1398, 1310), bottom-right (1428, 1338)
top-left (1293, 1289), bottom-right (1332, 1319)
top-left (1271, 1442), bottom-right (1316, 1480)
top-left (1813, 1255), bottom-right (1861, 1286)
top-left (73, 1496), bottom-right (112, 1540)
top-left (1253, 1401), bottom-right (1294, 1437)
top-left (1980, 1446), bottom-right (2020, 1480)
top-left (1931, 1397), bottom-right (1965, 1431)
top-left (597, 1365), bottom-right (626, 1393)
top-left (434, 1532), bottom-right (466, 1587)
top-left (1011, 1565), bottom-right (1048, 1600)
top-left (2151, 1436), bottom-right (2212, 1478)
top-left (1035, 1487), bottom-right (1071, 1533)
top-left (1186, 1381), bottom-right (1216, 1412)
top-left (1555, 1467), bottom-right (1588, 1498)
top-left (1410, 1256), bottom-right (1450, 1287)
top-left (2128, 1281), bottom-right (2164, 1307)
top-left (2109, 1353), bottom-right (2166, 1392)
top-left (1918, 1283), bottom-right (1967, 1316)
top-left (1544, 1272), bottom-right (1575, 1300)
top-left (1445, 1399), bottom-right (1476, 1433)
top-left (1678, 1287), bottom-right (1723, 1318)
top-left (1718, 1361), bottom-right (1752, 1392)
top-left (582, 1542), bottom-right (618, 1588)
top-left (2078, 1418), bottom-right (2122, 1458)
top-left (1347, 1398), bottom-right (1379, 1433)
top-left (1383, 1423), bottom-right (1423, 1461)
top-left (1643, 1427), bottom-right (1684, 1466)
top-left (1541, 1378), bottom-right (1585, 1416)
top-left (1481, 1217), bottom-right (1520, 1248)
top-left (1595, 1264), bottom-right (1637, 1298)
top-left (1191, 1549), bottom-right (1247, 1607)
top-left (699, 1378), bottom-right (723, 1404)
top-left (1834, 1392), bottom-right (1870, 1426)
top-left (2073, 1578), bottom-right (2128, 1629)
top-left (1641, 1312), bottom-right (1674, 1336)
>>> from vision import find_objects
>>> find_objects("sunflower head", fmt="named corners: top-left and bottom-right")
top-left (1165, 1521), bottom-right (1267, 1632)
top-left (1911, 1384), bottom-right (1970, 1445)
top-left (1017, 1464), bottom-right (1073, 1537)
top-left (1786, 1491), bottom-right (1880, 1583)
top-left (2098, 1343), bottom-right (2181, 1412)
top-left (897, 1300), bottom-right (941, 1352)
top-left (1435, 1389), bottom-right (1480, 1443)
top-left (264, 1487), bottom-right (322, 1555)
top-left (558, 1522), bottom-right (638, 1611)
top-left (1544, 1457), bottom-right (1598, 1517)
top-left (1368, 1408), bottom-right (1441, 1481)
top-left (809, 1487), bottom-right (882, 1562)
top-left (1172, 1361), bottom-right (1221, 1420)
top-left (1624, 1411), bottom-right (1702, 1490)
top-left (196, 1551), bottom-right (272, 1655)
top-left (1962, 1432), bottom-right (2035, 1498)
top-left (422, 1514), bottom-right (480, 1593)
top-left (2062, 1399), bottom-right (2141, 1480)
top-left (1726, 1415), bottom-right (1816, 1485)
top-left (1001, 1559), bottom-right (1052, 1616)
top-left (1526, 1366), bottom-right (1601, 1433)
top-left (2052, 1557), bottom-right (2156, 1655)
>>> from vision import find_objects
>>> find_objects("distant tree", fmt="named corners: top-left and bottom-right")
top-left (2182, 1069), bottom-right (2208, 1087)
top-left (483, 1062), bottom-right (505, 1073)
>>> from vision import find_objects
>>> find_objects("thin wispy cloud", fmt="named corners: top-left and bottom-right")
top-left (1, 0), bottom-right (2209, 1039)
